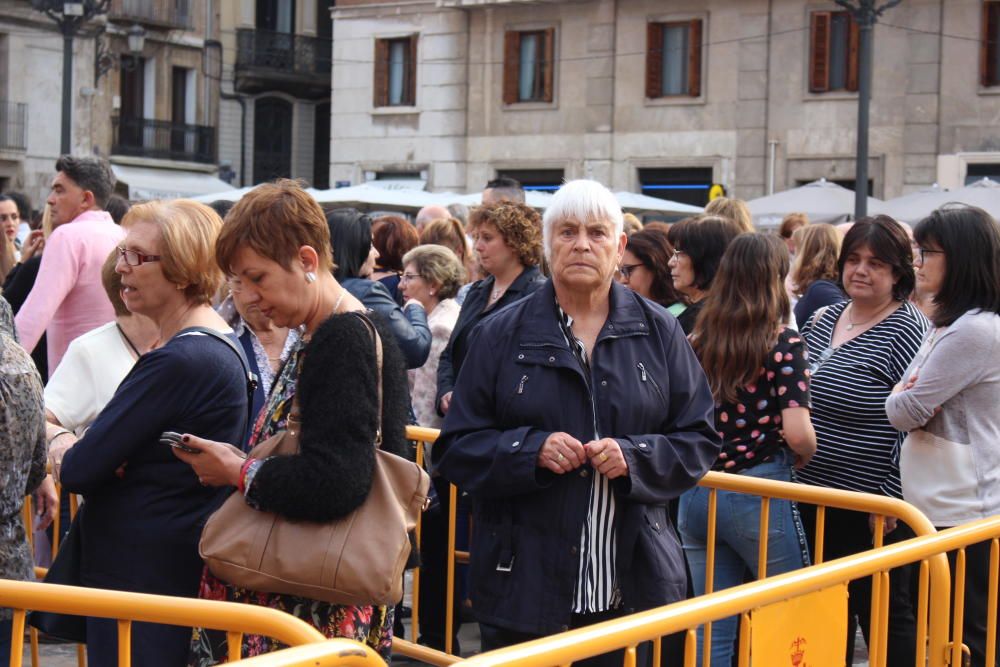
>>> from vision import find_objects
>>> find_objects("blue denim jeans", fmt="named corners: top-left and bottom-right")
top-left (678, 450), bottom-right (810, 666)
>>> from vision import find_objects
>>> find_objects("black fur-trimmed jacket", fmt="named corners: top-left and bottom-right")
top-left (248, 310), bottom-right (409, 523)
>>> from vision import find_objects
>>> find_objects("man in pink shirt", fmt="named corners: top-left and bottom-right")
top-left (15, 156), bottom-right (124, 371)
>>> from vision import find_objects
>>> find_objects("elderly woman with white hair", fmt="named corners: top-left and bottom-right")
top-left (433, 179), bottom-right (720, 666)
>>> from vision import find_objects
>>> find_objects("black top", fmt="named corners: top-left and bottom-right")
top-left (2, 256), bottom-right (46, 380)
top-left (713, 327), bottom-right (812, 473)
top-left (675, 300), bottom-right (705, 335)
top-left (794, 279), bottom-right (846, 331)
top-left (435, 266), bottom-right (546, 414)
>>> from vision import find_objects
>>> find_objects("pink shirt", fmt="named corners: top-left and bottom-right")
top-left (15, 210), bottom-right (124, 371)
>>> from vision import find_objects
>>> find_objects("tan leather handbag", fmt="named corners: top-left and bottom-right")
top-left (199, 312), bottom-right (430, 606)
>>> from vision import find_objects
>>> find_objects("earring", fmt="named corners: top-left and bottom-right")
top-left (429, 290), bottom-right (435, 295)
top-left (305, 271), bottom-right (317, 284)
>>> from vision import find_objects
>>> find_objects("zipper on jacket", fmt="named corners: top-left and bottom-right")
top-left (637, 362), bottom-right (648, 382)
top-left (517, 374), bottom-right (529, 394)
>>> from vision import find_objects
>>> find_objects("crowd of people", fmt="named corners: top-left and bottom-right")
top-left (1, 157), bottom-right (999, 667)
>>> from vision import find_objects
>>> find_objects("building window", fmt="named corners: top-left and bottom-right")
top-left (502, 29), bottom-right (555, 104)
top-left (809, 10), bottom-right (859, 93)
top-left (645, 20), bottom-right (702, 98)
top-left (496, 168), bottom-right (565, 192)
top-left (966, 163), bottom-right (1000, 184)
top-left (374, 36), bottom-right (417, 107)
top-left (638, 167), bottom-right (713, 207)
top-left (983, 2), bottom-right (1000, 87)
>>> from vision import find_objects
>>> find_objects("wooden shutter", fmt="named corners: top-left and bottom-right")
top-left (688, 18), bottom-right (703, 97)
top-left (984, 2), bottom-right (999, 87)
top-left (646, 22), bottom-right (663, 98)
top-left (406, 36), bottom-right (418, 105)
top-left (846, 15), bottom-right (860, 92)
top-left (373, 38), bottom-right (389, 107)
top-left (502, 31), bottom-right (520, 105)
top-left (809, 11), bottom-right (831, 93)
top-left (542, 27), bottom-right (555, 102)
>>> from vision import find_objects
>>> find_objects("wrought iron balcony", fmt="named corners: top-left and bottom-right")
top-left (109, 0), bottom-right (191, 30)
top-left (112, 117), bottom-right (216, 164)
top-left (235, 29), bottom-right (332, 99)
top-left (0, 102), bottom-right (27, 152)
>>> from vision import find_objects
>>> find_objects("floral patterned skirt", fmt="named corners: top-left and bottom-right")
top-left (187, 566), bottom-right (394, 665)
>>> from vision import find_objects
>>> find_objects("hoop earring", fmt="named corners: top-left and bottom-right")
top-left (305, 271), bottom-right (317, 284)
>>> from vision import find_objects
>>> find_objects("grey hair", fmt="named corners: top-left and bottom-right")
top-left (55, 155), bottom-right (116, 208)
top-left (542, 179), bottom-right (624, 259)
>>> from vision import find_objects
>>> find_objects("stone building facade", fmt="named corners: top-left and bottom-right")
top-left (327, 0), bottom-right (1000, 202)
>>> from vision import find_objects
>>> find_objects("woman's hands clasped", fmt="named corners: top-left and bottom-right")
top-left (171, 435), bottom-right (246, 487)
top-left (536, 432), bottom-right (629, 479)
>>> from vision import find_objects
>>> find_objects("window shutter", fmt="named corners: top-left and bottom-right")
top-left (688, 19), bottom-right (703, 97)
top-left (983, 3), bottom-right (999, 87)
top-left (542, 27), bottom-right (555, 102)
top-left (846, 15), bottom-right (860, 92)
top-left (407, 35), bottom-right (418, 105)
top-left (503, 31), bottom-right (520, 105)
top-left (646, 22), bottom-right (663, 99)
top-left (809, 12), bottom-right (831, 93)
top-left (373, 38), bottom-right (389, 107)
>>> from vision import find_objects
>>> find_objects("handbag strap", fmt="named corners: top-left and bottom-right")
top-left (177, 327), bottom-right (259, 438)
top-left (289, 311), bottom-right (384, 448)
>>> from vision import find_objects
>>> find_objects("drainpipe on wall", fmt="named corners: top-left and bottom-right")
top-left (768, 139), bottom-right (779, 195)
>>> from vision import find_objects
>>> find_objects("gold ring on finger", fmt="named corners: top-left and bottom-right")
top-left (599, 452), bottom-right (609, 462)
top-left (557, 453), bottom-right (565, 461)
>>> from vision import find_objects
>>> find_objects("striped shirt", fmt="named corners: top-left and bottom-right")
top-left (797, 301), bottom-right (928, 498)
top-left (555, 304), bottom-right (619, 613)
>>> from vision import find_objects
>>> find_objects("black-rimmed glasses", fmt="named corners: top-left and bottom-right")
top-left (619, 263), bottom-right (643, 279)
top-left (117, 246), bottom-right (162, 267)
top-left (916, 247), bottom-right (945, 264)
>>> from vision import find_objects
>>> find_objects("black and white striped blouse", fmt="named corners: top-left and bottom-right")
top-left (797, 300), bottom-right (928, 498)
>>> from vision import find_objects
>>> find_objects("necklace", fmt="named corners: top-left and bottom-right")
top-left (846, 300), bottom-right (895, 331)
top-left (332, 287), bottom-right (346, 314)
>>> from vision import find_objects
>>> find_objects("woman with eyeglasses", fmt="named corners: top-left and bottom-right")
top-left (617, 227), bottom-right (682, 312)
top-left (682, 233), bottom-right (816, 666)
top-left (57, 201), bottom-right (249, 667)
top-left (797, 215), bottom-right (928, 666)
top-left (400, 244), bottom-right (465, 429)
top-left (667, 217), bottom-right (742, 334)
top-left (886, 206), bottom-right (1000, 667)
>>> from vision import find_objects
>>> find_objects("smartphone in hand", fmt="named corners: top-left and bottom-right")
top-left (160, 431), bottom-right (199, 454)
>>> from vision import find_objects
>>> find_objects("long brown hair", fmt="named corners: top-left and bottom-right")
top-left (691, 233), bottom-right (790, 403)
top-left (791, 223), bottom-right (841, 294)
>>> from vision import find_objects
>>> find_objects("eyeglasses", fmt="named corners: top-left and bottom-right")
top-left (671, 249), bottom-right (687, 260)
top-left (400, 273), bottom-right (422, 283)
top-left (916, 247), bottom-right (945, 264)
top-left (619, 263), bottom-right (643, 279)
top-left (117, 246), bottom-right (161, 267)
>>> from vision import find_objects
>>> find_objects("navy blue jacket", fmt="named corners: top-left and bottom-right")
top-left (435, 266), bottom-right (546, 413)
top-left (433, 280), bottom-right (720, 635)
top-left (342, 277), bottom-right (431, 369)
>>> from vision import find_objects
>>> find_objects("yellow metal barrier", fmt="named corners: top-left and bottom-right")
top-left (446, 516), bottom-right (1000, 667)
top-left (0, 578), bottom-right (326, 667)
top-left (225, 638), bottom-right (389, 666)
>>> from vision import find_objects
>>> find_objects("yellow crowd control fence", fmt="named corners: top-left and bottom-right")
top-left (0, 578), bottom-right (325, 667)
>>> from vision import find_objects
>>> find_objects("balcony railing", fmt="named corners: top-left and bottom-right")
top-left (112, 117), bottom-right (216, 164)
top-left (109, 0), bottom-right (191, 29)
top-left (234, 29), bottom-right (331, 98)
top-left (0, 102), bottom-right (27, 152)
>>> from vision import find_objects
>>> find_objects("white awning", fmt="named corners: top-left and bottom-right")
top-left (111, 164), bottom-right (235, 201)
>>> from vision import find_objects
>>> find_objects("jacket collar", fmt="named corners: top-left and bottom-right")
top-left (519, 279), bottom-right (651, 347)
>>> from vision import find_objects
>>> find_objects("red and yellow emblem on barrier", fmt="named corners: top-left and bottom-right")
top-left (749, 584), bottom-right (848, 667)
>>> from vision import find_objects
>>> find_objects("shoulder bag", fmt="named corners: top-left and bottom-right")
top-left (199, 312), bottom-right (430, 606)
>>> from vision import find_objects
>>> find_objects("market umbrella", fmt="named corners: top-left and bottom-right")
top-left (746, 179), bottom-right (885, 228)
top-left (879, 178), bottom-right (1000, 223)
top-left (613, 192), bottom-right (703, 215)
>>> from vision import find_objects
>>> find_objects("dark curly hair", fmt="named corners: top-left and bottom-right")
top-left (469, 202), bottom-right (542, 267)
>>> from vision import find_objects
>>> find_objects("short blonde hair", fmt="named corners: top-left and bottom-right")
top-left (704, 197), bottom-right (754, 233)
top-left (402, 244), bottom-right (466, 300)
top-left (122, 200), bottom-right (224, 305)
top-left (623, 212), bottom-right (643, 236)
